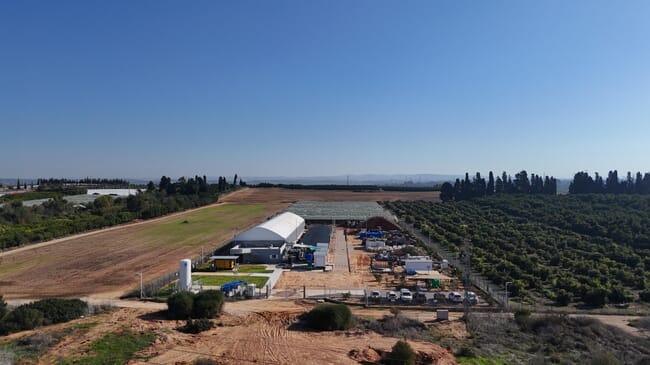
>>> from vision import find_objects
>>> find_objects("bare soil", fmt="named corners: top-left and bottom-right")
top-left (220, 187), bottom-right (440, 204)
top-left (19, 302), bottom-right (456, 365)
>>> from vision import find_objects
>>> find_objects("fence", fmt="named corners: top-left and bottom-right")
top-left (126, 244), bottom-right (222, 298)
top-left (400, 222), bottom-right (506, 306)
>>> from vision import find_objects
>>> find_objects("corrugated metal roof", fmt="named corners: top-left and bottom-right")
top-left (287, 201), bottom-right (394, 221)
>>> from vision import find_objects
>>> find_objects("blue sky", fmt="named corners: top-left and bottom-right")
top-left (1, 1), bottom-right (649, 179)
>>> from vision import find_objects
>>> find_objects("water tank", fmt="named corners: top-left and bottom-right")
top-left (179, 259), bottom-right (192, 291)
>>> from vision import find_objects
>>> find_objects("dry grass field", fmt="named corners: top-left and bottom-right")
top-left (0, 188), bottom-right (435, 299)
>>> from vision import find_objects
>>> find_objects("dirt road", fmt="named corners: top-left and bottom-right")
top-left (333, 228), bottom-right (350, 273)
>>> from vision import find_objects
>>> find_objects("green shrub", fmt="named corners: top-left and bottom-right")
top-left (384, 340), bottom-right (415, 365)
top-left (23, 298), bottom-right (87, 325)
top-left (167, 291), bottom-right (195, 320)
top-left (192, 290), bottom-right (224, 319)
top-left (639, 290), bottom-right (650, 302)
top-left (0, 307), bottom-right (44, 334)
top-left (303, 304), bottom-right (354, 331)
top-left (0, 295), bottom-right (6, 319)
top-left (555, 289), bottom-right (571, 306)
top-left (179, 318), bottom-right (213, 334)
top-left (582, 287), bottom-right (608, 308)
top-left (514, 308), bottom-right (531, 328)
top-left (590, 353), bottom-right (621, 365)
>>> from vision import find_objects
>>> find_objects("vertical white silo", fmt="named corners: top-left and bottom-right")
top-left (179, 259), bottom-right (192, 291)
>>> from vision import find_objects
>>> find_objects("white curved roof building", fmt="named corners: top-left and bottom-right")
top-left (235, 211), bottom-right (305, 243)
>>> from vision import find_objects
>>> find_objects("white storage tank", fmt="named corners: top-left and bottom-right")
top-left (179, 259), bottom-right (192, 291)
top-left (246, 284), bottom-right (257, 298)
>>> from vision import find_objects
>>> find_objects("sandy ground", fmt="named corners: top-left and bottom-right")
top-left (10, 301), bottom-right (455, 365)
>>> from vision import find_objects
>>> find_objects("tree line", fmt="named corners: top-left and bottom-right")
top-left (570, 170), bottom-right (650, 194)
top-left (0, 174), bottom-right (242, 250)
top-left (440, 170), bottom-right (557, 201)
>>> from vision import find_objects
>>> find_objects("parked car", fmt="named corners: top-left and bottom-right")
top-left (466, 291), bottom-right (479, 305)
top-left (400, 288), bottom-right (413, 302)
top-left (448, 291), bottom-right (463, 303)
top-left (387, 291), bottom-right (398, 302)
top-left (370, 290), bottom-right (381, 300)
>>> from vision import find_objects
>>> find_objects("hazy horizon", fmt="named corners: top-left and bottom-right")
top-left (2, 1), bottom-right (649, 178)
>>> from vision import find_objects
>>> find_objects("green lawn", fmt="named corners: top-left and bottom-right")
top-left (136, 203), bottom-right (267, 248)
top-left (236, 265), bottom-right (274, 273)
top-left (58, 331), bottom-right (155, 365)
top-left (193, 275), bottom-right (269, 287)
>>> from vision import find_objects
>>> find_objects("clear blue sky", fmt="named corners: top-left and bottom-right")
top-left (1, 1), bottom-right (649, 179)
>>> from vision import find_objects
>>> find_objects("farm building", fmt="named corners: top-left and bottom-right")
top-left (210, 255), bottom-right (238, 270)
top-left (230, 212), bottom-right (305, 264)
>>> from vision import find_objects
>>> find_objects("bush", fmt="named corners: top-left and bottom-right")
top-left (0, 295), bottom-right (6, 319)
top-left (193, 359), bottom-right (218, 365)
top-left (582, 287), bottom-right (608, 308)
top-left (303, 304), bottom-right (354, 331)
top-left (192, 290), bottom-right (225, 319)
top-left (455, 346), bottom-right (477, 358)
top-left (639, 290), bottom-right (650, 302)
top-left (555, 289), bottom-right (571, 306)
top-left (0, 307), bottom-right (44, 334)
top-left (384, 340), bottom-right (415, 365)
top-left (167, 291), bottom-right (195, 320)
top-left (23, 298), bottom-right (87, 325)
top-left (514, 308), bottom-right (531, 328)
top-left (590, 353), bottom-right (621, 365)
top-left (179, 318), bottom-right (213, 334)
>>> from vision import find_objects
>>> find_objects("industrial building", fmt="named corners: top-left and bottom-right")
top-left (230, 212), bottom-right (305, 264)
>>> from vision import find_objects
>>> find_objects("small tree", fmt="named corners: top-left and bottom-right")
top-left (192, 290), bottom-right (225, 319)
top-left (167, 291), bottom-right (195, 320)
top-left (385, 340), bottom-right (415, 365)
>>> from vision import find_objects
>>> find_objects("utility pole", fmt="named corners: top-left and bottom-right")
top-left (505, 281), bottom-right (512, 310)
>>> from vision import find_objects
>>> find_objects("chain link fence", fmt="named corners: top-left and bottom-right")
top-left (400, 222), bottom-right (506, 306)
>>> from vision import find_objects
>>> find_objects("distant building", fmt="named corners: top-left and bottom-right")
top-left (230, 212), bottom-right (305, 264)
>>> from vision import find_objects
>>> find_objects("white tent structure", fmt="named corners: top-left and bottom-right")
top-left (235, 212), bottom-right (305, 243)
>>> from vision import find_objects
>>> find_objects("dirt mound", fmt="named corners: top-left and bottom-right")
top-left (348, 347), bottom-right (384, 363)
top-left (348, 344), bottom-right (457, 365)
top-left (366, 216), bottom-right (400, 230)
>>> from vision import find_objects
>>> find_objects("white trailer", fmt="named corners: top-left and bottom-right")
top-left (404, 259), bottom-right (433, 272)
